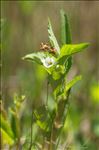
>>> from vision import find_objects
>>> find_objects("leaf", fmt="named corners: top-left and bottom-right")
top-left (1, 128), bottom-right (14, 145)
top-left (53, 75), bottom-right (82, 100)
top-left (33, 106), bottom-right (52, 132)
top-left (51, 65), bottom-right (65, 80)
top-left (10, 109), bottom-right (20, 139)
top-left (58, 56), bottom-right (72, 75)
top-left (66, 75), bottom-right (82, 92)
top-left (23, 52), bottom-right (56, 74)
top-left (22, 52), bottom-right (45, 65)
top-left (59, 43), bottom-right (89, 59)
top-left (60, 9), bottom-right (72, 74)
top-left (48, 19), bottom-right (60, 55)
top-left (60, 9), bottom-right (72, 45)
top-left (64, 56), bottom-right (72, 75)
top-left (53, 82), bottom-right (64, 100)
top-left (0, 114), bottom-right (14, 145)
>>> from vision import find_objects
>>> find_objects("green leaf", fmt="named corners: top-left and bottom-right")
top-left (60, 9), bottom-right (72, 45)
top-left (22, 52), bottom-right (45, 65)
top-left (0, 114), bottom-right (14, 145)
top-left (10, 109), bottom-right (20, 139)
top-left (53, 82), bottom-right (64, 100)
top-left (1, 128), bottom-right (14, 145)
top-left (23, 52), bottom-right (56, 73)
top-left (33, 106), bottom-right (52, 132)
top-left (52, 65), bottom-right (65, 80)
top-left (59, 43), bottom-right (89, 59)
top-left (58, 56), bottom-right (72, 75)
top-left (64, 56), bottom-right (72, 75)
top-left (48, 19), bottom-right (60, 55)
top-left (66, 75), bottom-right (82, 92)
top-left (60, 9), bottom-right (72, 75)
top-left (53, 75), bottom-right (82, 100)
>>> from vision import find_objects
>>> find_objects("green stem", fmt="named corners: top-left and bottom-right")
top-left (46, 80), bottom-right (49, 107)
top-left (46, 108), bottom-right (56, 150)
top-left (55, 90), bottom-right (71, 149)
top-left (49, 116), bottom-right (56, 150)
top-left (29, 104), bottom-right (34, 150)
top-left (42, 79), bottom-right (49, 149)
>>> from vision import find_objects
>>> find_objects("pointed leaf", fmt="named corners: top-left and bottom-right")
top-left (58, 56), bottom-right (72, 75)
top-left (22, 52), bottom-right (45, 65)
top-left (60, 9), bottom-right (72, 75)
top-left (23, 52), bottom-right (56, 72)
top-left (48, 19), bottom-right (60, 55)
top-left (0, 114), bottom-right (14, 145)
top-left (66, 75), bottom-right (82, 92)
top-left (1, 128), bottom-right (14, 145)
top-left (64, 56), bottom-right (72, 75)
top-left (59, 43), bottom-right (89, 59)
top-left (54, 75), bottom-right (82, 100)
top-left (10, 109), bottom-right (20, 139)
top-left (60, 9), bottom-right (72, 45)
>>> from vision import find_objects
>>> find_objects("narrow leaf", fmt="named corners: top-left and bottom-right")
top-left (60, 9), bottom-right (72, 45)
top-left (64, 56), bottom-right (72, 75)
top-left (48, 19), bottom-right (60, 55)
top-left (10, 109), bottom-right (20, 139)
top-left (66, 75), bottom-right (82, 92)
top-left (60, 9), bottom-right (72, 74)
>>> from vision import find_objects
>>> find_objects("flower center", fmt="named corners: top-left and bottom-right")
top-left (42, 57), bottom-right (55, 68)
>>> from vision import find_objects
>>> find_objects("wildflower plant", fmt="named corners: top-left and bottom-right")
top-left (23, 10), bottom-right (89, 149)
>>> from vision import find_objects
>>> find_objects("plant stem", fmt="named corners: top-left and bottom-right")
top-left (48, 109), bottom-right (57, 150)
top-left (46, 80), bottom-right (49, 107)
top-left (42, 79), bottom-right (49, 149)
top-left (48, 122), bottom-right (54, 150)
top-left (55, 90), bottom-right (71, 149)
top-left (29, 104), bottom-right (34, 150)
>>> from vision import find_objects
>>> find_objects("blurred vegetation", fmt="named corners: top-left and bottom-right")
top-left (1, 1), bottom-right (99, 150)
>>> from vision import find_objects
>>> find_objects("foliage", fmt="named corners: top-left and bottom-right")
top-left (0, 95), bottom-right (25, 149)
top-left (1, 2), bottom-right (99, 149)
top-left (22, 9), bottom-right (89, 149)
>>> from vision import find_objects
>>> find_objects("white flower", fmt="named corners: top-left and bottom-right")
top-left (42, 57), bottom-right (55, 68)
